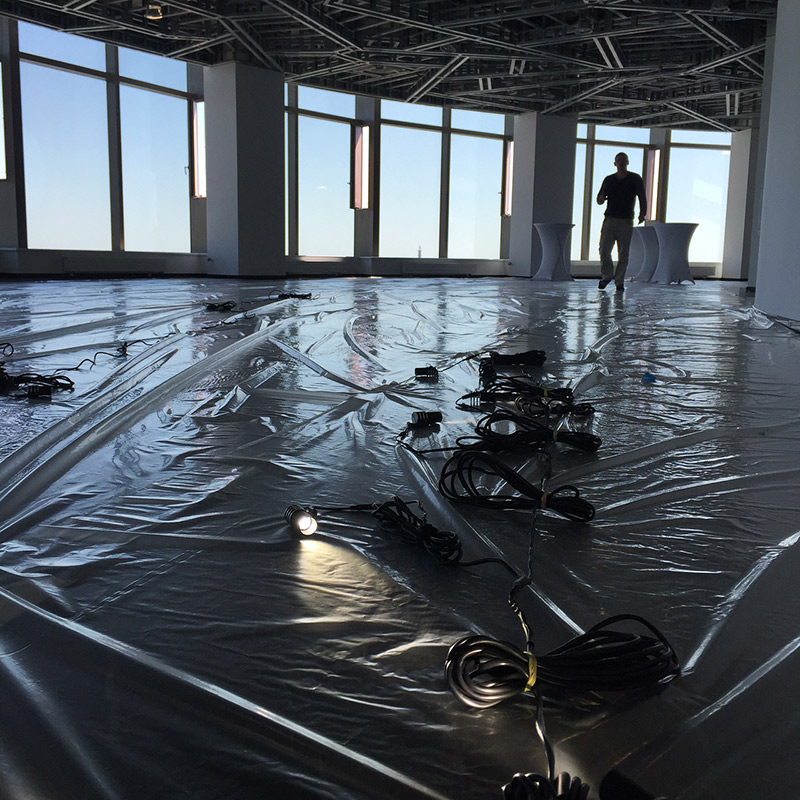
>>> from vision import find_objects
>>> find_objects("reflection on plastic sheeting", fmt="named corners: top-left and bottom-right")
top-left (1, 277), bottom-right (800, 799)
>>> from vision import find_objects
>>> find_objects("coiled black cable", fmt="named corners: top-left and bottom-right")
top-left (472, 409), bottom-right (601, 453)
top-left (515, 395), bottom-right (595, 419)
top-left (1, 343), bottom-right (13, 357)
top-left (0, 365), bottom-right (74, 395)
top-left (445, 614), bottom-right (680, 710)
top-left (318, 497), bottom-right (519, 576)
top-left (438, 451), bottom-right (595, 522)
top-left (504, 771), bottom-right (590, 800)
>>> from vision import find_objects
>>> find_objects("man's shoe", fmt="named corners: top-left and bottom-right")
top-left (598, 280), bottom-right (610, 289)
top-left (615, 284), bottom-right (624, 292)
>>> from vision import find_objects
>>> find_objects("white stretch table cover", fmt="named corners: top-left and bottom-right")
top-left (0, 277), bottom-right (799, 800)
top-left (532, 222), bottom-right (574, 281)
top-left (629, 225), bottom-right (660, 282)
top-left (650, 222), bottom-right (698, 284)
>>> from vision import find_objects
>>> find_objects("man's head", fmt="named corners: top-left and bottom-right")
top-left (614, 152), bottom-right (630, 170)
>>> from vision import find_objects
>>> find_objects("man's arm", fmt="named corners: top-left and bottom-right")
top-left (636, 175), bottom-right (647, 223)
top-left (596, 177), bottom-right (608, 206)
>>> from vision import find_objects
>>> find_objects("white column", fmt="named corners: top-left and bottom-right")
top-left (721, 128), bottom-right (756, 280)
top-left (204, 62), bottom-right (284, 276)
top-left (508, 113), bottom-right (576, 277)
top-left (754, 1), bottom-right (800, 319)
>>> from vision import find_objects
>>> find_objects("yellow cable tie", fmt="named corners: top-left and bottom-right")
top-left (540, 492), bottom-right (548, 509)
top-left (552, 429), bottom-right (558, 442)
top-left (524, 651), bottom-right (538, 691)
top-left (542, 389), bottom-right (549, 398)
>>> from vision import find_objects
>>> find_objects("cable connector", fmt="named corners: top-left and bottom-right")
top-left (414, 366), bottom-right (439, 381)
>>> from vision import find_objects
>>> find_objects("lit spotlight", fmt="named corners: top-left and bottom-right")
top-left (285, 504), bottom-right (318, 536)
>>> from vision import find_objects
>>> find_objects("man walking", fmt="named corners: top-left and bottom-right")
top-left (596, 152), bottom-right (647, 292)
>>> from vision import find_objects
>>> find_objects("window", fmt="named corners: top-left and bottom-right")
top-left (118, 46), bottom-right (186, 91)
top-left (298, 116), bottom-right (353, 256)
top-left (381, 99), bottom-right (441, 126)
top-left (18, 21), bottom-right (106, 70)
top-left (594, 124), bottom-right (650, 145)
top-left (571, 143), bottom-right (586, 261)
top-left (193, 101), bottom-right (206, 198)
top-left (298, 86), bottom-right (354, 117)
top-left (451, 109), bottom-right (505, 135)
top-left (666, 147), bottom-right (730, 262)
top-left (671, 130), bottom-right (732, 146)
top-left (379, 125), bottom-right (441, 257)
top-left (21, 62), bottom-right (111, 249)
top-left (448, 134), bottom-right (502, 259)
top-left (120, 86), bottom-right (191, 252)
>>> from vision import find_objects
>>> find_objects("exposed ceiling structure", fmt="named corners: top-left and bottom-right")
top-left (0, 0), bottom-right (778, 130)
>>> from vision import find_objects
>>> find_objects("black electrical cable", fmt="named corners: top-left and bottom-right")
top-left (0, 364), bottom-right (75, 396)
top-left (205, 300), bottom-right (238, 311)
top-left (473, 409), bottom-right (601, 453)
top-left (504, 770), bottom-right (590, 800)
top-left (515, 395), bottom-right (595, 419)
top-left (317, 497), bottom-right (519, 576)
top-left (445, 613), bottom-right (680, 709)
top-left (438, 451), bottom-right (595, 522)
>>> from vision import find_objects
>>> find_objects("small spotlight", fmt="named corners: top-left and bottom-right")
top-left (285, 504), bottom-right (318, 536)
top-left (145, 3), bottom-right (163, 20)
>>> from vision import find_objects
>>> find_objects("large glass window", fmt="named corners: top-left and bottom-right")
top-left (120, 86), bottom-right (190, 252)
top-left (298, 86), bottom-right (355, 117)
top-left (571, 143), bottom-right (586, 261)
top-left (379, 125), bottom-right (441, 257)
top-left (594, 124), bottom-right (650, 145)
top-left (671, 130), bottom-right (732, 146)
top-left (381, 99), bottom-right (442, 126)
top-left (18, 21), bottom-right (106, 71)
top-left (21, 63), bottom-right (111, 249)
top-left (451, 109), bottom-right (504, 135)
top-left (297, 116), bottom-right (353, 256)
top-left (118, 46), bottom-right (186, 91)
top-left (448, 134), bottom-right (502, 259)
top-left (666, 147), bottom-right (730, 262)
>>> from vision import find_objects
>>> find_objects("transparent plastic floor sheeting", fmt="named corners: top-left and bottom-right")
top-left (1, 277), bottom-right (798, 800)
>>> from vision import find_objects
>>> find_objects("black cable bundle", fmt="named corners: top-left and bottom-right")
top-left (515, 395), bottom-right (595, 419)
top-left (370, 497), bottom-right (517, 574)
top-left (488, 349), bottom-right (547, 367)
top-left (471, 409), bottom-right (601, 453)
top-left (446, 614), bottom-right (680, 709)
top-left (504, 771), bottom-right (590, 800)
top-left (205, 300), bottom-right (237, 311)
top-left (438, 451), bottom-right (595, 522)
top-left (0, 364), bottom-right (74, 397)
top-left (485, 376), bottom-right (575, 403)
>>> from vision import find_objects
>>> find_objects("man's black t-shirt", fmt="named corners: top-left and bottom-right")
top-left (599, 172), bottom-right (646, 220)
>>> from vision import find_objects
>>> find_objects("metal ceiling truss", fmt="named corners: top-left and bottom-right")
top-left (0, 0), bottom-right (777, 129)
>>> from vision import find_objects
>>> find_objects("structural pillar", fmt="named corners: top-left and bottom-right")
top-left (508, 113), bottom-right (576, 277)
top-left (754, 1), bottom-right (800, 319)
top-left (204, 62), bottom-right (284, 276)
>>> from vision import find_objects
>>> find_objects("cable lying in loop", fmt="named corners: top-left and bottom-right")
top-left (438, 451), bottom-right (595, 522)
top-left (445, 614), bottom-right (680, 710)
